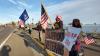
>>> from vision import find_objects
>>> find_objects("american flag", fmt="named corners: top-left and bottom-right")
top-left (84, 37), bottom-right (95, 45)
top-left (18, 20), bottom-right (24, 28)
top-left (40, 4), bottom-right (48, 29)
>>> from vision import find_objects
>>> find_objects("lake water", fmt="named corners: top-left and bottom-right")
top-left (65, 24), bottom-right (100, 33)
top-left (82, 24), bottom-right (100, 33)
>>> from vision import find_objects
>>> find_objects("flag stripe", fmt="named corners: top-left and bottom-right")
top-left (41, 16), bottom-right (48, 25)
top-left (41, 13), bottom-right (48, 24)
top-left (41, 16), bottom-right (47, 23)
top-left (41, 4), bottom-right (48, 29)
top-left (42, 21), bottom-right (48, 29)
top-left (84, 37), bottom-right (95, 45)
top-left (41, 13), bottom-right (47, 20)
top-left (18, 20), bottom-right (24, 27)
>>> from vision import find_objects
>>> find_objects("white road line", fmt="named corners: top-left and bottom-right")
top-left (0, 31), bottom-right (13, 50)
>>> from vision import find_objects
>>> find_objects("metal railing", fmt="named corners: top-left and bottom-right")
top-left (45, 29), bottom-right (65, 55)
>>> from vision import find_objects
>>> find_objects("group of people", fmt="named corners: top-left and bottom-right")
top-left (18, 14), bottom-right (83, 56)
top-left (52, 16), bottom-right (83, 56)
top-left (35, 15), bottom-right (83, 56)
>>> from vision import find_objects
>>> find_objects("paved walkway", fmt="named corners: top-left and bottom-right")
top-left (18, 31), bottom-right (48, 56)
top-left (0, 31), bottom-right (44, 56)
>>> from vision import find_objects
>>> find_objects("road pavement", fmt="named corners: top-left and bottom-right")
top-left (83, 38), bottom-right (100, 56)
top-left (0, 27), bottom-right (14, 45)
top-left (0, 29), bottom-right (45, 56)
top-left (0, 28), bottom-right (100, 56)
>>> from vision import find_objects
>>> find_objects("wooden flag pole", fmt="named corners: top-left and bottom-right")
top-left (41, 0), bottom-right (55, 29)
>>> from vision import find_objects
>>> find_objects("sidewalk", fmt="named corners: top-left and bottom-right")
top-left (0, 32), bottom-right (44, 56)
top-left (31, 30), bottom-right (61, 56)
top-left (31, 30), bottom-right (45, 44)
top-left (83, 34), bottom-right (100, 56)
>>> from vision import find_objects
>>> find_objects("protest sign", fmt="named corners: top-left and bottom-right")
top-left (62, 27), bottom-right (81, 51)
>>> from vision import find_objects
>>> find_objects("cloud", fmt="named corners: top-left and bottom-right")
top-left (8, 0), bottom-right (32, 10)
top-left (46, 0), bottom-right (100, 24)
top-left (8, 0), bottom-right (17, 5)
top-left (17, 1), bottom-right (32, 9)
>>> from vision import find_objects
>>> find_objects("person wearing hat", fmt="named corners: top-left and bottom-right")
top-left (63, 19), bottom-right (82, 56)
top-left (54, 15), bottom-right (63, 30)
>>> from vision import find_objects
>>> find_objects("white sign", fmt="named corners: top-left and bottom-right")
top-left (62, 27), bottom-right (81, 51)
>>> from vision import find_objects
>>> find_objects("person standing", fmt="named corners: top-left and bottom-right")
top-left (54, 15), bottom-right (63, 30)
top-left (37, 21), bottom-right (42, 41)
top-left (63, 19), bottom-right (82, 56)
top-left (28, 27), bottom-right (32, 35)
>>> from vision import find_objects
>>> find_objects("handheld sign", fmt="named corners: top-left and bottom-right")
top-left (62, 27), bottom-right (81, 51)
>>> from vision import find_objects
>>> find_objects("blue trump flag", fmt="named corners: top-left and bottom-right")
top-left (19, 9), bottom-right (29, 22)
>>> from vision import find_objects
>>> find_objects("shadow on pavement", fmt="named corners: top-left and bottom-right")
top-left (18, 32), bottom-right (48, 56)
top-left (0, 45), bottom-right (11, 56)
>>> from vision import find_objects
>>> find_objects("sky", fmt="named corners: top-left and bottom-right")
top-left (0, 0), bottom-right (100, 25)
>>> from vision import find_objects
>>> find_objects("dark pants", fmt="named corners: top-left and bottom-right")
top-left (69, 44), bottom-right (79, 56)
top-left (69, 50), bottom-right (78, 56)
top-left (28, 29), bottom-right (31, 34)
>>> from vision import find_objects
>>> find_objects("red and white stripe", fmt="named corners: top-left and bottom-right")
top-left (41, 12), bottom-right (48, 29)
top-left (18, 20), bottom-right (24, 28)
top-left (84, 37), bottom-right (95, 45)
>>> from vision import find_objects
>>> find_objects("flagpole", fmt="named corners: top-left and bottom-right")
top-left (40, 0), bottom-right (55, 29)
